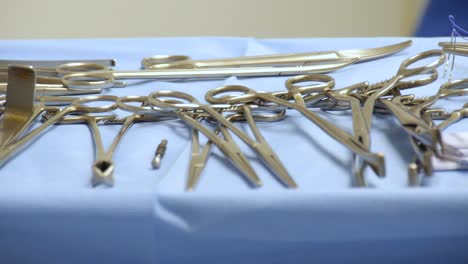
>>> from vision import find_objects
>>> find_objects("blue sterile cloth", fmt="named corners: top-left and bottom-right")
top-left (0, 37), bottom-right (467, 264)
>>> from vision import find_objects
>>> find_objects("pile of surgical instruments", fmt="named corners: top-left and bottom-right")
top-left (0, 40), bottom-right (467, 190)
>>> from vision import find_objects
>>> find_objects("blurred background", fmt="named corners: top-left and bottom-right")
top-left (0, 0), bottom-right (466, 39)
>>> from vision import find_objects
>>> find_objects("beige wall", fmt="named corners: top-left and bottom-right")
top-left (1, 0), bottom-right (427, 39)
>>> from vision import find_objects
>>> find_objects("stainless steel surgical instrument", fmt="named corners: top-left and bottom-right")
top-left (287, 75), bottom-right (385, 186)
top-left (186, 109), bottom-right (286, 191)
top-left (0, 59), bottom-right (117, 85)
top-left (141, 40), bottom-right (412, 69)
top-left (148, 91), bottom-right (288, 187)
top-left (0, 95), bottom-right (117, 167)
top-left (323, 82), bottom-right (378, 186)
top-left (61, 59), bottom-right (358, 90)
top-left (115, 94), bottom-right (260, 187)
top-left (360, 50), bottom-right (446, 155)
top-left (0, 83), bottom-right (102, 96)
top-left (205, 83), bottom-right (386, 178)
top-left (152, 139), bottom-right (168, 169)
top-left (159, 88), bottom-right (297, 188)
top-left (0, 66), bottom-right (37, 148)
top-left (186, 115), bottom-right (257, 191)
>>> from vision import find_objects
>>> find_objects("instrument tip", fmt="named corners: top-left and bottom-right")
top-left (92, 160), bottom-right (115, 187)
top-left (152, 139), bottom-right (168, 169)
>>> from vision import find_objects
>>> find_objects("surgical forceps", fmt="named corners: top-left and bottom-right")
top-left (43, 111), bottom-right (119, 186)
top-left (286, 75), bottom-right (386, 186)
top-left (186, 114), bottom-right (254, 191)
top-left (360, 49), bottom-right (445, 153)
top-left (0, 95), bottom-right (117, 167)
top-left (186, 109), bottom-right (286, 191)
top-left (141, 40), bottom-right (412, 69)
top-left (75, 95), bottom-right (181, 186)
top-left (388, 78), bottom-right (468, 182)
top-left (315, 81), bottom-right (377, 186)
top-left (143, 92), bottom-right (261, 187)
top-left (382, 96), bottom-right (442, 176)
top-left (117, 95), bottom-right (261, 190)
top-left (61, 59), bottom-right (358, 90)
top-left (148, 90), bottom-right (299, 188)
top-left (205, 82), bottom-right (385, 180)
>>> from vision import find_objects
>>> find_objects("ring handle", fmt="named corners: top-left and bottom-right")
top-left (74, 95), bottom-right (118, 113)
top-left (116, 95), bottom-right (159, 114)
top-left (205, 85), bottom-right (257, 104)
top-left (399, 50), bottom-right (446, 76)
top-left (62, 72), bottom-right (115, 90)
top-left (394, 71), bottom-right (438, 90)
top-left (148, 90), bottom-right (200, 111)
top-left (285, 74), bottom-right (334, 95)
top-left (56, 62), bottom-right (111, 75)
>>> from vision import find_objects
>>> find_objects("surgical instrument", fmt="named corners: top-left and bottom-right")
top-left (141, 40), bottom-right (412, 69)
top-left (360, 50), bottom-right (446, 154)
top-left (0, 59), bottom-right (115, 77)
top-left (0, 59), bottom-right (119, 85)
top-left (323, 82), bottom-right (377, 186)
top-left (42, 112), bottom-right (119, 186)
top-left (187, 115), bottom-right (256, 191)
top-left (431, 103), bottom-right (468, 131)
top-left (144, 92), bottom-right (262, 187)
top-left (205, 83), bottom-right (385, 179)
top-left (0, 59), bottom-right (115, 70)
top-left (62, 59), bottom-right (358, 90)
top-left (155, 88), bottom-right (298, 188)
top-left (89, 112), bottom-right (132, 187)
top-left (152, 139), bottom-right (168, 169)
top-left (186, 109), bottom-right (286, 191)
top-left (0, 66), bottom-right (37, 148)
top-left (0, 83), bottom-right (102, 96)
top-left (0, 95), bottom-right (117, 167)
top-left (439, 42), bottom-right (468, 56)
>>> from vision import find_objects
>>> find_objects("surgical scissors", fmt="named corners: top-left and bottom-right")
top-left (61, 59), bottom-right (357, 90)
top-left (141, 40), bottom-right (412, 69)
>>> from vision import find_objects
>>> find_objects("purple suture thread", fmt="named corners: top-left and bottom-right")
top-left (445, 15), bottom-right (468, 79)
top-left (449, 15), bottom-right (468, 38)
